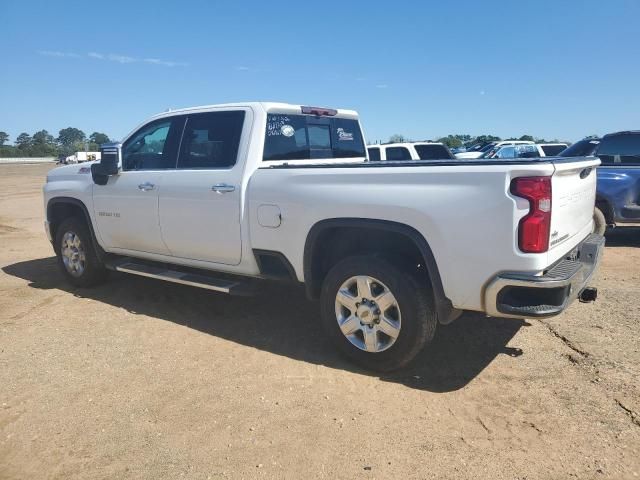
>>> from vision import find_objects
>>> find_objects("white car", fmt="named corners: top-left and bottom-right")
top-left (367, 142), bottom-right (455, 161)
top-left (482, 143), bottom-right (569, 159)
top-left (455, 140), bottom-right (535, 159)
top-left (43, 102), bottom-right (603, 371)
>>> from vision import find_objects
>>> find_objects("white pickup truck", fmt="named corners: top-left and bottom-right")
top-left (43, 102), bottom-right (604, 371)
top-left (366, 142), bottom-right (455, 161)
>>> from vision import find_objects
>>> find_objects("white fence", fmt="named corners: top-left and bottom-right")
top-left (0, 157), bottom-right (56, 164)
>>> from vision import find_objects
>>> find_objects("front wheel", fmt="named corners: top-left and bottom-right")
top-left (55, 217), bottom-right (107, 287)
top-left (320, 255), bottom-right (437, 372)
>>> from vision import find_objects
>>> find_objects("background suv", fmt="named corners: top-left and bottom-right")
top-left (560, 132), bottom-right (640, 234)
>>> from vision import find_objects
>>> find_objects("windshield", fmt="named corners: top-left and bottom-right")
top-left (479, 142), bottom-right (497, 153)
top-left (559, 138), bottom-right (600, 157)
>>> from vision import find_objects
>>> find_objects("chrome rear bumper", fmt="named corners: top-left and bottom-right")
top-left (484, 234), bottom-right (605, 319)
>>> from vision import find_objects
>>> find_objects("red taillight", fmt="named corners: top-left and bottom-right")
top-left (510, 176), bottom-right (552, 253)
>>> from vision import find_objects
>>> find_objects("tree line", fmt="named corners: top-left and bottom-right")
top-left (0, 129), bottom-right (111, 158)
top-left (378, 133), bottom-right (567, 148)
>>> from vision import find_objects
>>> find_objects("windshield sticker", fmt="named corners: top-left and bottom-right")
top-left (280, 124), bottom-right (295, 137)
top-left (337, 127), bottom-right (354, 141)
top-left (267, 115), bottom-right (291, 136)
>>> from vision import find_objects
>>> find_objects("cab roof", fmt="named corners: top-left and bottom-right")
top-left (148, 102), bottom-right (359, 120)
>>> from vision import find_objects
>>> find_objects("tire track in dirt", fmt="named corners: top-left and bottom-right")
top-left (7, 295), bottom-right (58, 322)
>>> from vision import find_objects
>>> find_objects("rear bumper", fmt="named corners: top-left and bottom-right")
top-left (484, 234), bottom-right (605, 319)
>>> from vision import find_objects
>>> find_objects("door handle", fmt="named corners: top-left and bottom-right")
top-left (211, 183), bottom-right (235, 194)
top-left (138, 182), bottom-right (155, 191)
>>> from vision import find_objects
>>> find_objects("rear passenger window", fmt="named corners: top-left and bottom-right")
top-left (368, 147), bottom-right (381, 161)
top-left (598, 134), bottom-right (640, 165)
top-left (540, 145), bottom-right (566, 156)
top-left (516, 145), bottom-right (539, 158)
top-left (385, 147), bottom-right (411, 161)
top-left (177, 111), bottom-right (245, 169)
top-left (263, 114), bottom-right (365, 161)
top-left (414, 144), bottom-right (453, 160)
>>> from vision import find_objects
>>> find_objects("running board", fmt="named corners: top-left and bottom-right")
top-left (110, 260), bottom-right (247, 294)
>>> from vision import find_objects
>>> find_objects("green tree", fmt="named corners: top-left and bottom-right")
top-left (31, 130), bottom-right (58, 156)
top-left (518, 135), bottom-right (535, 142)
top-left (0, 132), bottom-right (8, 146)
top-left (0, 145), bottom-right (18, 157)
top-left (437, 135), bottom-right (463, 148)
top-left (467, 135), bottom-right (501, 148)
top-left (33, 129), bottom-right (55, 146)
top-left (88, 132), bottom-right (111, 150)
top-left (15, 133), bottom-right (32, 150)
top-left (388, 134), bottom-right (406, 143)
top-left (89, 132), bottom-right (110, 145)
top-left (57, 127), bottom-right (86, 156)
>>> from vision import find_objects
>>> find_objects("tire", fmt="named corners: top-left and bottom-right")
top-left (320, 255), bottom-right (437, 372)
top-left (55, 217), bottom-right (107, 287)
top-left (592, 207), bottom-right (607, 236)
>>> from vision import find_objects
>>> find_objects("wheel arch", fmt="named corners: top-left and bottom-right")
top-left (595, 195), bottom-right (614, 225)
top-left (47, 197), bottom-right (104, 258)
top-left (303, 218), bottom-right (459, 324)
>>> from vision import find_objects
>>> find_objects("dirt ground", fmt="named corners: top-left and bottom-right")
top-left (0, 163), bottom-right (639, 480)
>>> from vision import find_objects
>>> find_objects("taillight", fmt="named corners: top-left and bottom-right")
top-left (510, 176), bottom-right (552, 253)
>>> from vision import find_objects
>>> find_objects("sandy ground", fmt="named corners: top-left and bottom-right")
top-left (0, 164), bottom-right (639, 480)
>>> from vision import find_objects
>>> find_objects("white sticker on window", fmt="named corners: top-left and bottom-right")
top-left (267, 115), bottom-right (291, 136)
top-left (281, 124), bottom-right (295, 137)
top-left (337, 127), bottom-right (354, 141)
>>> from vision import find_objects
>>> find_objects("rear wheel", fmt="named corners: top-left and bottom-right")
top-left (320, 255), bottom-right (437, 371)
top-left (592, 207), bottom-right (606, 236)
top-left (55, 217), bottom-right (107, 287)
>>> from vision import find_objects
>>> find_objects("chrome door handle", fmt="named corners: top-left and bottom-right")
top-left (138, 182), bottom-right (155, 191)
top-left (211, 183), bottom-right (235, 194)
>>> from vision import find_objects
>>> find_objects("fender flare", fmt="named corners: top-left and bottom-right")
top-left (303, 218), bottom-right (458, 323)
top-left (47, 197), bottom-right (105, 259)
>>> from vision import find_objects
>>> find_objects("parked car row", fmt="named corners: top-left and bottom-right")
top-left (366, 132), bottom-right (639, 237)
top-left (479, 143), bottom-right (568, 159)
top-left (455, 140), bottom-right (539, 159)
top-left (366, 141), bottom-right (568, 162)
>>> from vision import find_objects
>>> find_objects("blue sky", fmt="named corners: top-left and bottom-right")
top-left (1, 0), bottom-right (639, 144)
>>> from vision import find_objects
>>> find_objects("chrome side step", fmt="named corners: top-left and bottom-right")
top-left (111, 261), bottom-right (243, 294)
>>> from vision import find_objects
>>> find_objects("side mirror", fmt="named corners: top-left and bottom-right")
top-left (91, 143), bottom-right (121, 185)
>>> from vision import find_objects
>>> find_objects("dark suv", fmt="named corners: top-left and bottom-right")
top-left (560, 132), bottom-right (640, 233)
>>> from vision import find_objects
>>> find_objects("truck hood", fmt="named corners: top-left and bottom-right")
top-left (46, 163), bottom-right (95, 182)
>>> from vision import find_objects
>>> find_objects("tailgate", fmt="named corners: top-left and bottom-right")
top-left (549, 157), bottom-right (600, 252)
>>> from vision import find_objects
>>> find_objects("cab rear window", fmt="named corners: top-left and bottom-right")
top-left (414, 144), bottom-right (454, 160)
top-left (263, 114), bottom-right (365, 161)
